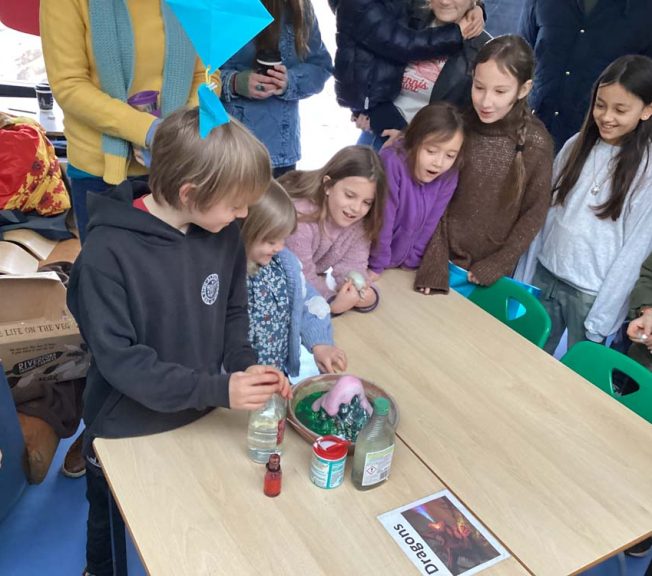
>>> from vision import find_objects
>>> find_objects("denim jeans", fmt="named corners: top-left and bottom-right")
top-left (532, 263), bottom-right (597, 355)
top-left (70, 176), bottom-right (148, 244)
top-left (356, 130), bottom-right (384, 152)
top-left (85, 456), bottom-right (126, 576)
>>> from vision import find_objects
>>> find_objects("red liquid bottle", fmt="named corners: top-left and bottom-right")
top-left (264, 453), bottom-right (282, 497)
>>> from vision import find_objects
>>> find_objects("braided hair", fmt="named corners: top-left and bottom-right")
top-left (473, 35), bottom-right (535, 211)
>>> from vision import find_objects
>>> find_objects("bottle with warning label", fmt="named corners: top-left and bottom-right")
top-left (247, 393), bottom-right (287, 464)
top-left (351, 397), bottom-right (395, 490)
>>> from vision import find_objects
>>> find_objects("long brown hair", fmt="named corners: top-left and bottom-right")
top-left (278, 145), bottom-right (388, 243)
top-left (255, 0), bottom-right (312, 59)
top-left (401, 102), bottom-right (465, 180)
top-left (473, 35), bottom-right (535, 211)
top-left (553, 55), bottom-right (652, 220)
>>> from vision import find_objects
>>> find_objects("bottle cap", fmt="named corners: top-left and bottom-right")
top-left (373, 397), bottom-right (390, 415)
top-left (267, 453), bottom-right (281, 471)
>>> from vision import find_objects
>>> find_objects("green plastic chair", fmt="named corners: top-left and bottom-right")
top-left (468, 277), bottom-right (552, 348)
top-left (561, 341), bottom-right (652, 423)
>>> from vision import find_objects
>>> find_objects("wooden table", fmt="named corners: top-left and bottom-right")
top-left (95, 409), bottom-right (527, 576)
top-left (334, 269), bottom-right (652, 576)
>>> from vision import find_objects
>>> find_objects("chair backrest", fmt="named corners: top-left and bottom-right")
top-left (468, 277), bottom-right (552, 348)
top-left (0, 364), bottom-right (27, 523)
top-left (561, 341), bottom-right (652, 424)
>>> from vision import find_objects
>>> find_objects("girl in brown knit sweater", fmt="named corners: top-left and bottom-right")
top-left (415, 35), bottom-right (554, 294)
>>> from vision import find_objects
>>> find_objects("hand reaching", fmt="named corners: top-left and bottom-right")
top-left (229, 365), bottom-right (292, 410)
top-left (313, 345), bottom-right (348, 373)
top-left (330, 279), bottom-right (361, 314)
top-left (627, 309), bottom-right (652, 349)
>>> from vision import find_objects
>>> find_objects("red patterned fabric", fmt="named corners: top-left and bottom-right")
top-left (0, 113), bottom-right (70, 215)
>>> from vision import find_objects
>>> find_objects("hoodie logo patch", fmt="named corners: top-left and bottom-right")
top-left (201, 274), bottom-right (220, 305)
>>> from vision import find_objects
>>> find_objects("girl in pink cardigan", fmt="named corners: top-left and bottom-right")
top-left (282, 145), bottom-right (388, 315)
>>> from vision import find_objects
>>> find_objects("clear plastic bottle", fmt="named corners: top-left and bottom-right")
top-left (351, 397), bottom-right (395, 490)
top-left (247, 393), bottom-right (287, 464)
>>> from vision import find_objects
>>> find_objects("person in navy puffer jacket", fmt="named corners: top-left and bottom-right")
top-left (330, 0), bottom-right (484, 148)
top-left (519, 0), bottom-right (652, 152)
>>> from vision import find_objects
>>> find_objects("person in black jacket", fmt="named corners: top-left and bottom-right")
top-left (369, 0), bottom-right (492, 143)
top-left (519, 0), bottom-right (652, 151)
top-left (67, 108), bottom-right (292, 576)
top-left (331, 0), bottom-right (484, 148)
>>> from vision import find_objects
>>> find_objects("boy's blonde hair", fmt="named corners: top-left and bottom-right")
top-left (149, 108), bottom-right (272, 210)
top-left (241, 180), bottom-right (297, 274)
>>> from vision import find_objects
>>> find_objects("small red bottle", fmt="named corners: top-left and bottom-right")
top-left (264, 453), bottom-right (282, 497)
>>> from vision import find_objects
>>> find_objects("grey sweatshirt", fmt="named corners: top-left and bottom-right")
top-left (519, 134), bottom-right (652, 340)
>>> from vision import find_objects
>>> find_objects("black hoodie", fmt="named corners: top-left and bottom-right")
top-left (67, 181), bottom-right (256, 446)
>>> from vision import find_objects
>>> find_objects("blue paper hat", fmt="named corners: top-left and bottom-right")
top-left (166, 0), bottom-right (273, 136)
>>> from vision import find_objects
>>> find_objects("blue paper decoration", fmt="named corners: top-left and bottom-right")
top-left (166, 0), bottom-right (273, 135)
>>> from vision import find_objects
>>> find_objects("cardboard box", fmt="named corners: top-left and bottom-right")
top-left (0, 272), bottom-right (89, 389)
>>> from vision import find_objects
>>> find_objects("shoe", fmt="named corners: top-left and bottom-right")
top-left (625, 536), bottom-right (652, 557)
top-left (17, 413), bottom-right (60, 484)
top-left (61, 431), bottom-right (86, 478)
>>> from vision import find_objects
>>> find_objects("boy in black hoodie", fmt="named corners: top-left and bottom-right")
top-left (67, 108), bottom-right (291, 576)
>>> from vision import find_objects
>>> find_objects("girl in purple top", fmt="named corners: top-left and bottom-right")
top-left (281, 146), bottom-right (388, 315)
top-left (369, 102), bottom-right (464, 278)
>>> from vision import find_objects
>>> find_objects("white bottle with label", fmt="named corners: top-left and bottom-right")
top-left (247, 393), bottom-right (287, 464)
top-left (351, 397), bottom-right (395, 490)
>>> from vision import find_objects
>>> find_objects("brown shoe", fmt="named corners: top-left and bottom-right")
top-left (17, 413), bottom-right (60, 485)
top-left (62, 431), bottom-right (86, 478)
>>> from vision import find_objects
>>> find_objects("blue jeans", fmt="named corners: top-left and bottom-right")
top-left (356, 130), bottom-right (384, 152)
top-left (70, 176), bottom-right (148, 244)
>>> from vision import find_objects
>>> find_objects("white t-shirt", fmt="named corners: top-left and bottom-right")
top-left (393, 57), bottom-right (447, 123)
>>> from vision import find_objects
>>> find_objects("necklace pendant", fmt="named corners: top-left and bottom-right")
top-left (591, 184), bottom-right (600, 195)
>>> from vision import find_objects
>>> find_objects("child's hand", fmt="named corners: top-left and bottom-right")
top-left (228, 370), bottom-right (283, 410)
top-left (381, 129), bottom-right (401, 149)
top-left (367, 270), bottom-right (381, 283)
top-left (313, 345), bottom-right (348, 373)
top-left (627, 309), bottom-right (652, 345)
top-left (354, 113), bottom-right (371, 132)
top-left (245, 365), bottom-right (292, 400)
top-left (330, 280), bottom-right (360, 314)
top-left (467, 271), bottom-right (481, 285)
top-left (354, 285), bottom-right (377, 308)
top-left (459, 5), bottom-right (484, 40)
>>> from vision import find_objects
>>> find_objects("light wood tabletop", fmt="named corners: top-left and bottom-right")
top-left (334, 269), bottom-right (652, 576)
top-left (95, 409), bottom-right (528, 576)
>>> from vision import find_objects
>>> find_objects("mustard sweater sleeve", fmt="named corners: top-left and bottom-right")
top-left (40, 0), bottom-right (156, 148)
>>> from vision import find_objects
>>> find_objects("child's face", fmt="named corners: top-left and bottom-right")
top-left (472, 60), bottom-right (531, 124)
top-left (430, 0), bottom-right (475, 23)
top-left (186, 195), bottom-right (249, 234)
top-left (415, 130), bottom-right (464, 184)
top-left (248, 237), bottom-right (286, 267)
top-left (593, 82), bottom-right (652, 146)
top-left (325, 176), bottom-right (376, 228)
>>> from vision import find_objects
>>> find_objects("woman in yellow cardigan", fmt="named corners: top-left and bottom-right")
top-left (40, 0), bottom-right (216, 242)
top-left (39, 0), bottom-right (216, 482)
